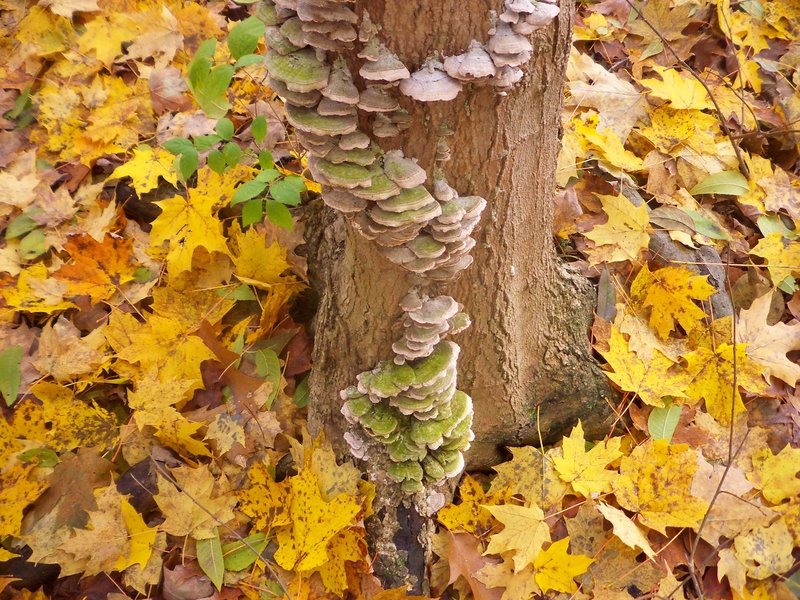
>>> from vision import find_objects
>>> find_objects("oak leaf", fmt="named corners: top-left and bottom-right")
top-left (552, 421), bottom-right (622, 498)
top-left (737, 291), bottom-right (800, 385)
top-left (630, 265), bottom-right (716, 339)
top-left (532, 537), bottom-right (594, 594)
top-left (482, 503), bottom-right (551, 572)
top-left (584, 193), bottom-right (650, 264)
top-left (613, 439), bottom-right (708, 534)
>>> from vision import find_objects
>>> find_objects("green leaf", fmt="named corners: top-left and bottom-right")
top-left (4, 85), bottom-right (32, 120)
top-left (254, 348), bottom-right (281, 408)
top-left (208, 149), bottom-right (227, 173)
top-left (241, 198), bottom-right (264, 227)
top-left (648, 403), bottom-right (681, 443)
top-left (194, 134), bottom-right (222, 151)
top-left (19, 229), bottom-right (47, 260)
top-left (270, 177), bottom-right (304, 206)
top-left (223, 141), bottom-right (243, 167)
top-left (231, 180), bottom-right (268, 206)
top-left (219, 284), bottom-right (257, 301)
top-left (228, 16), bottom-right (265, 59)
top-left (6, 213), bottom-right (39, 239)
top-left (255, 168), bottom-right (280, 183)
top-left (216, 118), bottom-right (234, 141)
top-left (18, 447), bottom-right (59, 468)
top-left (222, 532), bottom-right (268, 571)
top-left (133, 267), bottom-right (156, 283)
top-left (683, 209), bottom-right (730, 240)
top-left (197, 529), bottom-right (224, 591)
top-left (192, 64), bottom-right (234, 119)
top-left (162, 137), bottom-right (194, 155)
top-left (251, 115), bottom-right (267, 143)
top-left (266, 200), bottom-right (293, 230)
top-left (179, 149), bottom-right (199, 181)
top-left (234, 54), bottom-right (263, 70)
top-left (689, 170), bottom-right (749, 196)
top-left (294, 374), bottom-right (309, 408)
top-left (258, 150), bottom-right (274, 169)
top-left (0, 345), bottom-right (23, 406)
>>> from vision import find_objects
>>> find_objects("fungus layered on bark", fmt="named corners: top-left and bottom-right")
top-left (262, 0), bottom-right (560, 492)
top-left (340, 294), bottom-right (474, 493)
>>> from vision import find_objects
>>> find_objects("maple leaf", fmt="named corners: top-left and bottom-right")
top-left (630, 265), bottom-right (716, 339)
top-left (475, 557), bottom-right (537, 600)
top-left (572, 113), bottom-right (645, 175)
top-left (482, 503), bottom-right (551, 572)
top-left (750, 232), bottom-right (800, 289)
top-left (110, 145), bottom-right (178, 195)
top-left (438, 474), bottom-right (508, 536)
top-left (749, 445), bottom-right (800, 505)
top-left (761, 166), bottom-right (800, 221)
top-left (273, 466), bottom-right (361, 571)
top-left (77, 14), bottom-right (138, 67)
top-left (596, 502), bottom-right (655, 559)
top-left (489, 446), bottom-right (567, 512)
top-left (154, 464), bottom-right (236, 539)
top-left (551, 421), bottom-right (622, 498)
top-left (684, 342), bottom-right (766, 425)
top-left (442, 532), bottom-right (503, 600)
top-left (150, 189), bottom-right (231, 276)
top-left (584, 193), bottom-right (650, 265)
top-left (533, 537), bottom-right (594, 594)
top-left (311, 527), bottom-right (367, 597)
top-left (0, 462), bottom-right (49, 537)
top-left (32, 318), bottom-right (106, 382)
top-left (38, 0), bottom-right (99, 18)
top-left (613, 439), bottom-right (708, 534)
top-left (737, 291), bottom-right (800, 385)
top-left (640, 67), bottom-right (713, 111)
top-left (229, 221), bottom-right (297, 291)
top-left (733, 519), bottom-right (794, 579)
top-left (600, 326), bottom-right (688, 406)
top-left (238, 459), bottom-right (292, 531)
top-left (636, 106), bottom-right (719, 156)
top-left (2, 263), bottom-right (76, 315)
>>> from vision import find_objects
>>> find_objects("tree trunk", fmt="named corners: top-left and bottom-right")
top-left (302, 0), bottom-right (616, 591)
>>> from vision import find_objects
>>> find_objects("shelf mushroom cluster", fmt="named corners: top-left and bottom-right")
top-left (340, 294), bottom-right (474, 493)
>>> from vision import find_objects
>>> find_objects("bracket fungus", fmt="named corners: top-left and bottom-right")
top-left (259, 0), bottom-right (560, 492)
top-left (341, 295), bottom-right (474, 493)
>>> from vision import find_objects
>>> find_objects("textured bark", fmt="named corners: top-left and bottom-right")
top-left (303, 0), bottom-right (616, 589)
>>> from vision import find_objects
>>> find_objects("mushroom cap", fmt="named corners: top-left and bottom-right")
top-left (443, 41), bottom-right (497, 80)
top-left (350, 172), bottom-right (401, 200)
top-left (357, 86), bottom-right (401, 112)
top-left (372, 114), bottom-right (401, 138)
top-left (265, 48), bottom-right (330, 93)
top-left (279, 17), bottom-right (307, 48)
top-left (316, 96), bottom-right (357, 116)
top-left (358, 9), bottom-right (379, 42)
top-left (360, 45), bottom-right (411, 82)
top-left (387, 460), bottom-right (424, 483)
top-left (265, 26), bottom-right (302, 55)
top-left (321, 60), bottom-right (360, 104)
top-left (491, 48), bottom-right (532, 68)
top-left (376, 185), bottom-right (435, 213)
top-left (409, 296), bottom-right (460, 324)
top-left (285, 104), bottom-right (357, 138)
top-left (302, 31), bottom-right (348, 52)
top-left (300, 19), bottom-right (357, 43)
top-left (296, 1), bottom-right (357, 23)
top-left (308, 157), bottom-right (374, 188)
top-left (399, 63), bottom-right (462, 102)
top-left (322, 188), bottom-right (368, 213)
top-left (383, 150), bottom-right (427, 188)
top-left (407, 235), bottom-right (446, 259)
top-left (268, 77), bottom-right (322, 107)
top-left (369, 200), bottom-right (441, 227)
top-left (453, 195), bottom-right (487, 219)
top-left (339, 130), bottom-right (371, 150)
top-left (525, 2), bottom-right (560, 26)
top-left (492, 65), bottom-right (524, 88)
top-left (487, 22), bottom-right (533, 57)
top-left (323, 144), bottom-right (380, 166)
top-left (506, 0), bottom-right (536, 13)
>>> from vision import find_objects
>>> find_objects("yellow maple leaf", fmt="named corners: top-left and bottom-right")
top-left (573, 113), bottom-right (644, 174)
top-left (684, 342), bottom-right (765, 424)
top-left (238, 460), bottom-right (292, 531)
top-left (600, 326), bottom-right (688, 406)
top-left (38, 0), bottom-right (98, 18)
top-left (438, 474), bottom-right (509, 536)
top-left (77, 14), bottom-right (138, 67)
top-left (482, 503), bottom-right (551, 572)
top-left (613, 439), bottom-right (708, 534)
top-left (33, 318), bottom-right (106, 383)
top-left (0, 462), bottom-right (49, 537)
top-left (733, 519), bottom-right (794, 580)
top-left (533, 537), bottom-right (594, 594)
top-left (311, 527), bottom-right (366, 596)
top-left (640, 67), bottom-right (713, 110)
top-left (14, 6), bottom-right (75, 58)
top-left (110, 145), bottom-right (178, 195)
top-left (475, 557), bottom-right (539, 600)
top-left (551, 421), bottom-right (622, 498)
top-left (630, 265), bottom-right (716, 339)
top-left (2, 263), bottom-right (76, 315)
top-left (228, 221), bottom-right (297, 291)
top-left (750, 232), bottom-right (800, 288)
top-left (154, 465), bottom-right (236, 539)
top-left (150, 192), bottom-right (231, 276)
top-left (637, 106), bottom-right (719, 156)
top-left (104, 311), bottom-right (215, 389)
top-left (274, 466), bottom-right (361, 572)
top-left (584, 193), bottom-right (650, 265)
top-left (748, 445), bottom-right (800, 505)
top-left (489, 446), bottom-right (567, 512)
top-left (596, 502), bottom-right (656, 559)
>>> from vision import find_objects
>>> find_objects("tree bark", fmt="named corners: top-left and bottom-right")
top-left (302, 0), bottom-right (616, 590)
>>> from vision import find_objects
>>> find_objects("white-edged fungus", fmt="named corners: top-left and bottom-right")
top-left (443, 40), bottom-right (497, 81)
top-left (399, 60), bottom-right (462, 102)
top-left (360, 44), bottom-right (411, 82)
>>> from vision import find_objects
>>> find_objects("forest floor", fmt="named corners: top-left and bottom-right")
top-left (1, 0), bottom-right (799, 599)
